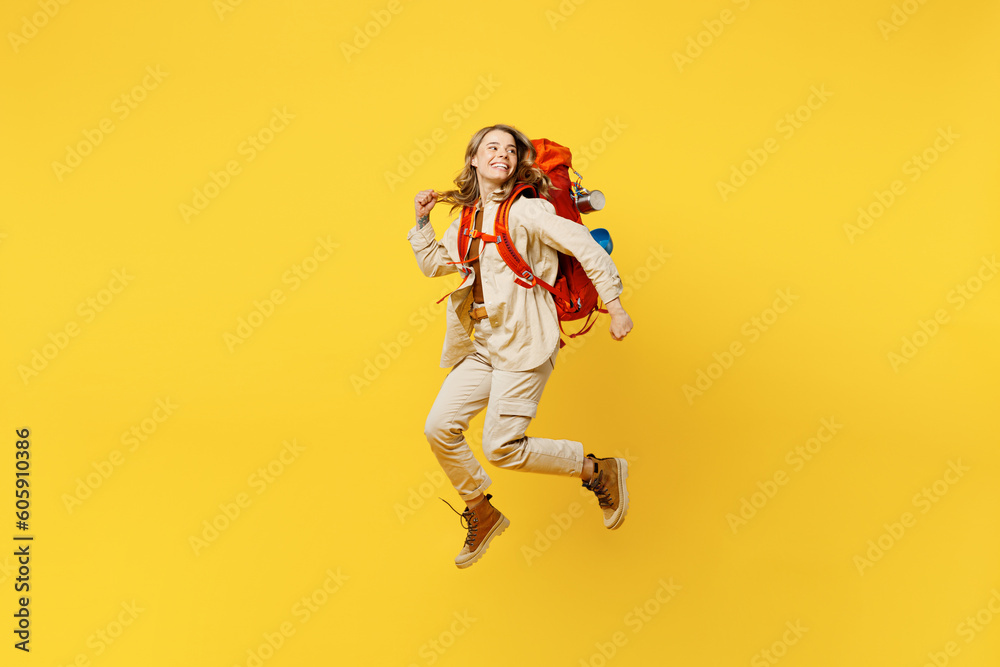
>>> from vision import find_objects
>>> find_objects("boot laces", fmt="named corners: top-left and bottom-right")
top-left (585, 471), bottom-right (614, 509)
top-left (440, 498), bottom-right (479, 547)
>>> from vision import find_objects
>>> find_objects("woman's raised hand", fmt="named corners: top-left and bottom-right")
top-left (414, 189), bottom-right (438, 220)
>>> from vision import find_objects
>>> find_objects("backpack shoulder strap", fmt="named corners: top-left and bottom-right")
top-left (494, 184), bottom-right (536, 287)
top-left (494, 185), bottom-right (572, 308)
top-left (456, 202), bottom-right (477, 262)
top-left (431, 203), bottom-right (479, 306)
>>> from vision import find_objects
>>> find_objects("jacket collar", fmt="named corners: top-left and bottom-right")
top-left (476, 187), bottom-right (506, 212)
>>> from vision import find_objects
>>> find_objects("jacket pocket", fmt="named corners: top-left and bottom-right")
top-left (497, 398), bottom-right (538, 419)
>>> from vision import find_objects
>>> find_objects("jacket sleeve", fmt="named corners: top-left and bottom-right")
top-left (515, 198), bottom-right (624, 304)
top-left (407, 218), bottom-right (461, 278)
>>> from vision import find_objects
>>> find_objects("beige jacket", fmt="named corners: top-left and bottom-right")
top-left (408, 191), bottom-right (624, 371)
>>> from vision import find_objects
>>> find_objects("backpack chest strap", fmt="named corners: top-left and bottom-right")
top-left (465, 228), bottom-right (497, 244)
top-left (450, 217), bottom-right (497, 267)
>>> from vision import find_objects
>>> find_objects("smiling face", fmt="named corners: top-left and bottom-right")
top-left (471, 129), bottom-right (518, 193)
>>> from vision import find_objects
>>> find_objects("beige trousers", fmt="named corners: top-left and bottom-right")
top-left (423, 314), bottom-right (586, 502)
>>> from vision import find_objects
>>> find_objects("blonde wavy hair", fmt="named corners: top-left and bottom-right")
top-left (437, 124), bottom-right (552, 213)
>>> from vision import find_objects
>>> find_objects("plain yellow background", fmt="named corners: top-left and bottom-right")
top-left (2, 0), bottom-right (999, 665)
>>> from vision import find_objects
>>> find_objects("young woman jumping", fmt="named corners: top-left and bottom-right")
top-left (407, 123), bottom-right (634, 568)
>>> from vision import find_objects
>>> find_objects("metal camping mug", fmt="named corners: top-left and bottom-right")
top-left (573, 188), bottom-right (606, 214)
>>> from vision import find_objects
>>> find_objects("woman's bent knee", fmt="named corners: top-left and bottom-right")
top-left (424, 414), bottom-right (462, 449)
top-left (483, 436), bottom-right (526, 468)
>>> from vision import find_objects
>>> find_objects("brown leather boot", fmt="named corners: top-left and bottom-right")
top-left (442, 494), bottom-right (510, 569)
top-left (582, 454), bottom-right (629, 530)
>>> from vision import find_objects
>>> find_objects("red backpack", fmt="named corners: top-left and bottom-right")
top-left (454, 138), bottom-right (607, 344)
